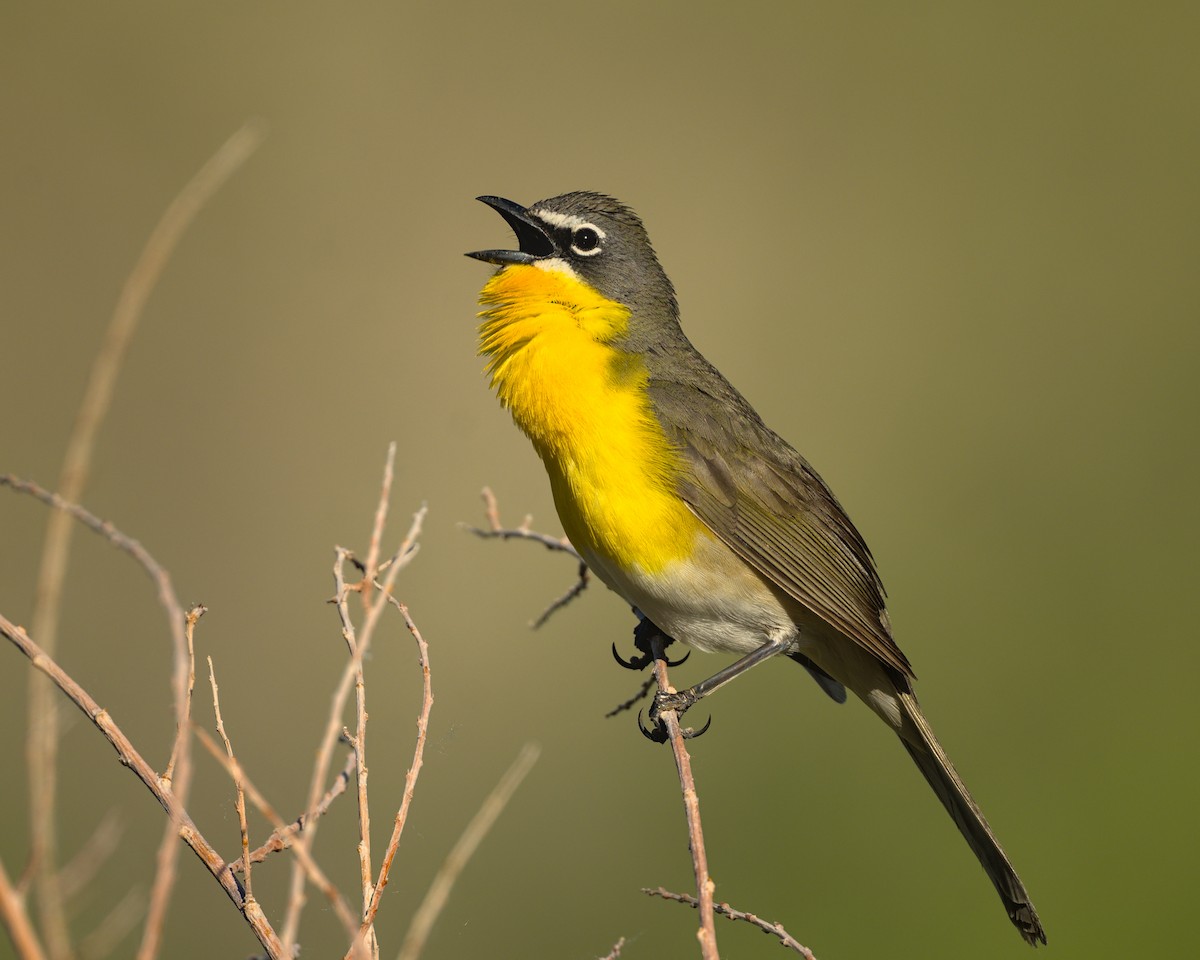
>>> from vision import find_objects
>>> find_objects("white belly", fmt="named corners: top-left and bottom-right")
top-left (578, 528), bottom-right (907, 734)
top-left (577, 529), bottom-right (800, 655)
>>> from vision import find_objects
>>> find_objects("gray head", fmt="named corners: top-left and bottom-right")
top-left (467, 191), bottom-right (679, 323)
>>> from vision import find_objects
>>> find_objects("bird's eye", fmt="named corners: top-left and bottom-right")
top-left (571, 226), bottom-right (602, 255)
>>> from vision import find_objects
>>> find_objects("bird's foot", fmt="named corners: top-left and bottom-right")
top-left (613, 618), bottom-right (689, 671)
top-left (612, 642), bottom-right (690, 671)
top-left (637, 689), bottom-right (712, 743)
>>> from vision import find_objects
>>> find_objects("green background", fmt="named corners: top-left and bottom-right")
top-left (2, 3), bottom-right (1197, 958)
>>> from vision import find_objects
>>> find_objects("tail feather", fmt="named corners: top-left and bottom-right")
top-left (896, 689), bottom-right (1046, 945)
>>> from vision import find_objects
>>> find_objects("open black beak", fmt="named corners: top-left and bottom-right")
top-left (466, 196), bottom-right (556, 265)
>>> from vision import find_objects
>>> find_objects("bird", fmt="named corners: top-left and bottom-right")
top-left (467, 191), bottom-right (1045, 945)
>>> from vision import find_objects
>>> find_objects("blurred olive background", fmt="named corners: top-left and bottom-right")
top-left (2, 3), bottom-right (1197, 958)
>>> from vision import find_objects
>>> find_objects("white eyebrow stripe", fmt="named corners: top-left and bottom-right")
top-left (531, 209), bottom-right (606, 238)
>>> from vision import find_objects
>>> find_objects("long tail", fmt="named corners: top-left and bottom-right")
top-left (896, 688), bottom-right (1046, 945)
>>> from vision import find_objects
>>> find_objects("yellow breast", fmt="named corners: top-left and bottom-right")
top-left (478, 264), bottom-right (706, 574)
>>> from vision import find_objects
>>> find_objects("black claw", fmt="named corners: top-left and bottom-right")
top-left (612, 642), bottom-right (653, 671)
top-left (665, 649), bottom-right (690, 668)
top-left (681, 715), bottom-right (713, 739)
top-left (637, 709), bottom-right (668, 743)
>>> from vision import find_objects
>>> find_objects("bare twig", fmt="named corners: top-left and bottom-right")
top-left (283, 450), bottom-right (426, 958)
top-left (353, 598), bottom-right (432, 949)
top-left (361, 440), bottom-right (396, 609)
top-left (227, 749), bottom-right (357, 870)
top-left (648, 633), bottom-right (719, 960)
top-left (23, 120), bottom-right (263, 960)
top-left (334, 547), bottom-right (376, 932)
top-left (530, 563), bottom-right (590, 628)
top-left (598, 936), bottom-right (627, 960)
top-left (643, 888), bottom-right (817, 958)
top-left (281, 624), bottom-right (368, 950)
top-left (333, 547), bottom-right (374, 931)
top-left (144, 596), bottom-right (204, 948)
top-left (164, 604), bottom-right (205, 784)
top-left (278, 612), bottom-right (367, 950)
top-left (465, 487), bottom-right (589, 627)
top-left (466, 486), bottom-right (580, 556)
top-left (191, 727), bottom-right (360, 940)
top-left (393, 743), bottom-right (541, 960)
top-left (206, 657), bottom-right (253, 900)
top-left (0, 474), bottom-right (212, 960)
top-left (282, 583), bottom-right (369, 951)
top-left (0, 854), bottom-right (48, 960)
top-left (340, 442), bottom-right (398, 959)
top-left (0, 613), bottom-right (285, 959)
top-left (604, 675), bottom-right (657, 718)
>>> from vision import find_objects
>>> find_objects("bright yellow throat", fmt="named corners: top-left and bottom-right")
top-left (477, 264), bottom-right (703, 573)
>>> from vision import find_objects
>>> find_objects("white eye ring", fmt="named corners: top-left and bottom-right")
top-left (570, 224), bottom-right (604, 256)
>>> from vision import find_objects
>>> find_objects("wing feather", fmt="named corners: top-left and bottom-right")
top-left (647, 360), bottom-right (914, 678)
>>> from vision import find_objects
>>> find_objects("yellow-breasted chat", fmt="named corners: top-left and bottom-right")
top-left (467, 191), bottom-right (1045, 946)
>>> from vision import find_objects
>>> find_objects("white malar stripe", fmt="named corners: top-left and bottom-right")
top-left (531, 208), bottom-right (607, 238)
top-left (532, 257), bottom-right (581, 280)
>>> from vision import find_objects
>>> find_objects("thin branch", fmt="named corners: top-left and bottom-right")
top-left (597, 937), bottom-right (627, 960)
top-left (393, 743), bottom-right (541, 960)
top-left (643, 888), bottom-right (817, 958)
top-left (0, 854), bottom-right (48, 960)
top-left (603, 675), bottom-right (656, 718)
top-left (361, 440), bottom-right (396, 609)
top-left (226, 749), bottom-right (357, 870)
top-left (0, 613), bottom-right (285, 960)
top-left (191, 724), bottom-right (360, 938)
top-left (353, 594), bottom-right (432, 947)
top-left (282, 453), bottom-right (426, 957)
top-left (0, 474), bottom-right (214, 960)
top-left (281, 623), bottom-right (367, 951)
top-left (343, 500), bottom-right (429, 960)
top-left (164, 604), bottom-right (204, 784)
top-left (464, 487), bottom-right (589, 627)
top-left (530, 562), bottom-right (590, 629)
top-left (143, 597), bottom-right (204, 950)
top-left (340, 441), bottom-right (398, 960)
top-left (23, 119), bottom-right (263, 960)
top-left (648, 633), bottom-right (719, 960)
top-left (206, 657), bottom-right (253, 901)
top-left (466, 487), bottom-right (580, 557)
top-left (334, 548), bottom-right (375, 931)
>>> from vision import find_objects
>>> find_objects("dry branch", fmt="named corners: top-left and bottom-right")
top-left (192, 721), bottom-right (360, 939)
top-left (646, 633), bottom-right (719, 960)
top-left (23, 121), bottom-right (263, 960)
top-left (0, 474), bottom-right (209, 960)
top-left (465, 486), bottom-right (589, 627)
top-left (206, 657), bottom-right (253, 900)
top-left (285, 446), bottom-right (430, 960)
top-left (352, 598), bottom-right (433, 954)
top-left (644, 888), bottom-right (817, 958)
top-left (597, 936), bottom-right (627, 960)
top-left (0, 855), bottom-right (48, 960)
top-left (224, 750), bottom-right (358, 871)
top-left (0, 612), bottom-right (285, 958)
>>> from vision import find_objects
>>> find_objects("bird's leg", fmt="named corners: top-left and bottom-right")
top-left (646, 635), bottom-right (795, 734)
